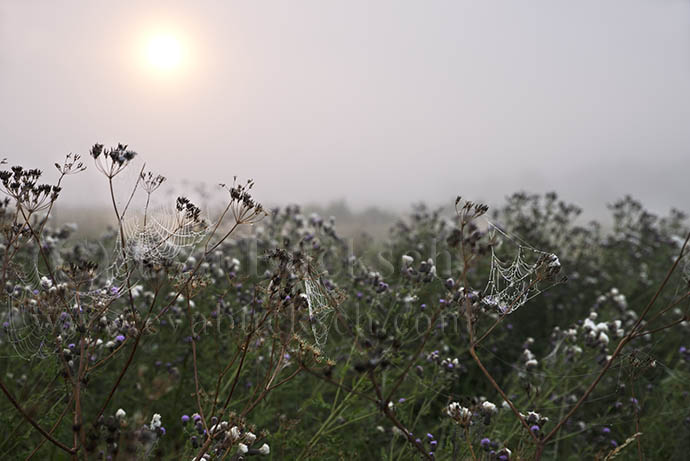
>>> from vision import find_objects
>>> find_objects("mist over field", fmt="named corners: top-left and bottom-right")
top-left (2, 1), bottom-right (689, 219)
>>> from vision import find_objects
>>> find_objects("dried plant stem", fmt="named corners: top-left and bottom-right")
top-left (464, 426), bottom-right (477, 461)
top-left (458, 222), bottom-right (538, 444)
top-left (629, 379), bottom-right (644, 461)
top-left (186, 293), bottom-right (209, 436)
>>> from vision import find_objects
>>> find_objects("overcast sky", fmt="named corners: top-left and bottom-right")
top-left (1, 1), bottom-right (689, 218)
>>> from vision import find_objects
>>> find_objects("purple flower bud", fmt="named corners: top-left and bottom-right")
top-left (181, 415), bottom-right (190, 423)
top-left (602, 427), bottom-right (611, 434)
top-left (115, 335), bottom-right (125, 342)
top-left (531, 425), bottom-right (540, 433)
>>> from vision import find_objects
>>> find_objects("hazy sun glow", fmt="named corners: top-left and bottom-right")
top-left (147, 35), bottom-right (181, 70)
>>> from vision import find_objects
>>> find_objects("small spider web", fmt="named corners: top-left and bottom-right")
top-left (303, 272), bottom-right (340, 350)
top-left (481, 221), bottom-right (562, 315)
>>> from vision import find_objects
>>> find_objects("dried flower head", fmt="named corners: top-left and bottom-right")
top-left (90, 143), bottom-right (137, 178)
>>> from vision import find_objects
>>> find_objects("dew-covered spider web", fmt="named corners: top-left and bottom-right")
top-left (120, 204), bottom-right (208, 267)
top-left (303, 272), bottom-right (338, 350)
top-left (0, 202), bottom-right (208, 360)
top-left (481, 222), bottom-right (562, 315)
top-left (0, 302), bottom-right (51, 360)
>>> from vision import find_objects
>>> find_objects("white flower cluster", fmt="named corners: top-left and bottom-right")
top-left (423, 258), bottom-right (437, 277)
top-left (204, 422), bottom-right (270, 456)
top-left (426, 350), bottom-right (440, 361)
top-left (37, 275), bottom-right (67, 293)
top-left (440, 357), bottom-right (461, 370)
top-left (150, 413), bottom-right (162, 430)
top-left (401, 254), bottom-right (414, 266)
top-left (596, 287), bottom-right (628, 309)
top-left (446, 402), bottom-right (472, 426)
top-left (481, 400), bottom-right (498, 415)
top-left (562, 330), bottom-right (584, 357)
top-left (583, 312), bottom-right (611, 345)
top-left (40, 276), bottom-right (53, 290)
top-left (522, 348), bottom-right (538, 369)
top-left (402, 294), bottom-right (418, 304)
top-left (520, 410), bottom-right (549, 427)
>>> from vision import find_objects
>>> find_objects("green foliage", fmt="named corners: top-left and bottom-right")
top-left (0, 149), bottom-right (688, 460)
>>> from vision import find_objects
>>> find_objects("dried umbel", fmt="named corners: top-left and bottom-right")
top-left (534, 253), bottom-right (562, 281)
top-left (0, 166), bottom-right (61, 213)
top-left (220, 178), bottom-right (267, 225)
top-left (176, 196), bottom-right (203, 224)
top-left (91, 143), bottom-right (138, 178)
top-left (141, 171), bottom-right (166, 194)
top-left (455, 196), bottom-right (489, 225)
top-left (54, 153), bottom-right (86, 176)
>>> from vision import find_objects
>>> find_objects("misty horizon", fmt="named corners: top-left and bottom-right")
top-left (2, 1), bottom-right (689, 219)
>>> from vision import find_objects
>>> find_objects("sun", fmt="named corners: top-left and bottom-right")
top-left (147, 35), bottom-right (181, 70)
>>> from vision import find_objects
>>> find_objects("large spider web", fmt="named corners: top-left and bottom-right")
top-left (1, 301), bottom-right (50, 360)
top-left (481, 222), bottom-right (562, 315)
top-left (1, 201), bottom-right (208, 360)
top-left (120, 204), bottom-right (208, 267)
